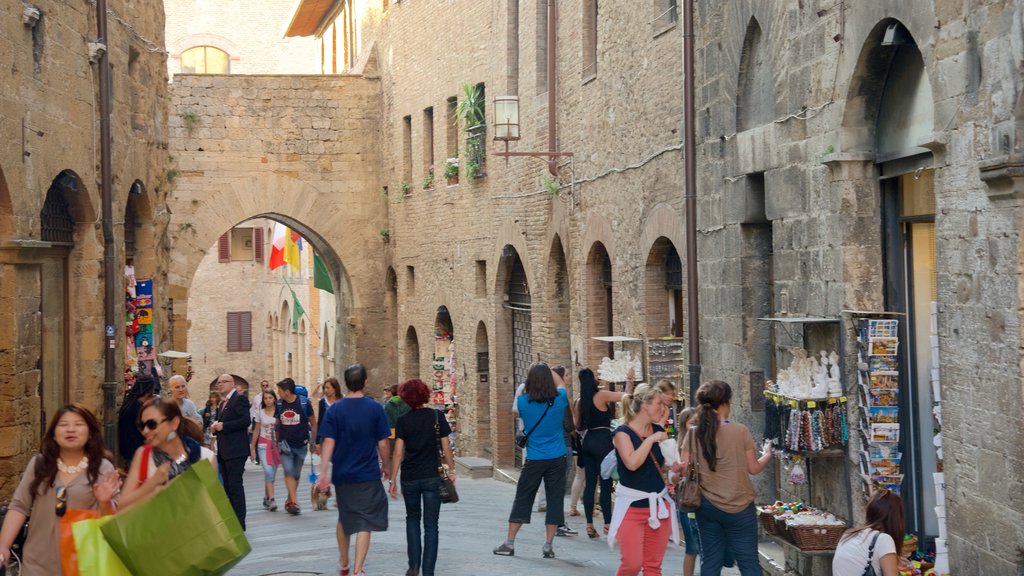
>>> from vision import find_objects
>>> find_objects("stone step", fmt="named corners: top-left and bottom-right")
top-left (454, 456), bottom-right (494, 479)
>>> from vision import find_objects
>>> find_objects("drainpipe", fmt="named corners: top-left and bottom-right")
top-left (96, 0), bottom-right (118, 449)
top-left (683, 0), bottom-right (701, 405)
top-left (547, 0), bottom-right (557, 176)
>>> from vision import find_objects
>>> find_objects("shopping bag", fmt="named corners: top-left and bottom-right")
top-left (100, 459), bottom-right (251, 576)
top-left (71, 515), bottom-right (132, 576)
top-left (60, 509), bottom-right (100, 576)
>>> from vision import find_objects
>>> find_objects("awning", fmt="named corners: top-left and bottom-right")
top-left (283, 0), bottom-right (342, 38)
top-left (590, 336), bottom-right (643, 343)
top-left (157, 350), bottom-right (192, 359)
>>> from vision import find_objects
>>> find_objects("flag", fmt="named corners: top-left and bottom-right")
top-left (285, 229), bottom-right (301, 272)
top-left (313, 253), bottom-right (334, 293)
top-left (268, 223), bottom-right (287, 270)
top-left (290, 288), bottom-right (305, 330)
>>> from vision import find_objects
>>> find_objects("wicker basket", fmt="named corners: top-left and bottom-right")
top-left (758, 510), bottom-right (782, 535)
top-left (773, 516), bottom-right (793, 542)
top-left (788, 524), bottom-right (846, 551)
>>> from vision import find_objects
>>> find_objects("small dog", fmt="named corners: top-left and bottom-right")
top-left (310, 484), bottom-right (331, 511)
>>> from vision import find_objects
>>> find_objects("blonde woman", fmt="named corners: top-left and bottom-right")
top-left (608, 384), bottom-right (679, 576)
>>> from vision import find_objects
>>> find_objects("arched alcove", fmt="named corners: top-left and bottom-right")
top-left (645, 237), bottom-right (684, 338)
top-left (585, 242), bottom-right (613, 368)
top-left (546, 236), bottom-right (571, 369)
top-left (736, 16), bottom-right (774, 131)
top-left (474, 320), bottom-right (491, 455)
top-left (404, 326), bottom-right (420, 379)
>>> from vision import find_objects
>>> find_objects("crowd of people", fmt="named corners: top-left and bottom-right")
top-left (0, 359), bottom-right (902, 576)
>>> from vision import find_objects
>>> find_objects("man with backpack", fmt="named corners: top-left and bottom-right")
top-left (275, 378), bottom-right (319, 515)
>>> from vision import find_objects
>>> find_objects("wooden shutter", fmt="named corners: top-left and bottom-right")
top-left (253, 228), bottom-right (264, 263)
top-left (218, 233), bottom-right (231, 262)
top-left (227, 312), bottom-right (252, 352)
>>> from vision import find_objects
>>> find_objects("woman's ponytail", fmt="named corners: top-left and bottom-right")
top-left (694, 380), bottom-right (732, 472)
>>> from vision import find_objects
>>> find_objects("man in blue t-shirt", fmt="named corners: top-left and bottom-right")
top-left (316, 364), bottom-right (391, 576)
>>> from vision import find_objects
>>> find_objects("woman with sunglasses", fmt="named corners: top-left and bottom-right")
top-left (119, 397), bottom-right (212, 510)
top-left (0, 404), bottom-right (120, 575)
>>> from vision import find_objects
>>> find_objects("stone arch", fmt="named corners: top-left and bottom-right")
top-left (585, 241), bottom-right (613, 368)
top-left (492, 218), bottom-right (534, 293)
top-left (493, 240), bottom-right (530, 468)
top-left (404, 325), bottom-right (420, 379)
top-left (474, 320), bottom-right (491, 455)
top-left (644, 237), bottom-right (685, 338)
top-left (435, 305), bottom-right (454, 338)
top-left (736, 16), bottom-right (774, 131)
top-left (545, 235), bottom-right (571, 369)
top-left (167, 173), bottom-right (370, 383)
top-left (840, 18), bottom-right (937, 155)
top-left (124, 179), bottom-right (156, 276)
top-left (0, 164), bottom-right (11, 238)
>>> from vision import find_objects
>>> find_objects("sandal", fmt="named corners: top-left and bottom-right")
top-left (586, 526), bottom-right (598, 539)
top-left (340, 564), bottom-right (350, 576)
top-left (568, 508), bottom-right (581, 517)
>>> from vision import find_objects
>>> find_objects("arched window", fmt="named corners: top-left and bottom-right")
top-left (181, 46), bottom-right (230, 74)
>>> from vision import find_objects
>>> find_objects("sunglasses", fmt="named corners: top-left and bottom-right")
top-left (55, 484), bottom-right (67, 517)
top-left (138, 418), bottom-right (166, 431)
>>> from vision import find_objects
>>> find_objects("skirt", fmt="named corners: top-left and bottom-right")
top-left (336, 480), bottom-right (389, 533)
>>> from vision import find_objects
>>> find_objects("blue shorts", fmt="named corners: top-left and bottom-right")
top-left (679, 510), bottom-right (701, 555)
top-left (280, 443), bottom-right (308, 479)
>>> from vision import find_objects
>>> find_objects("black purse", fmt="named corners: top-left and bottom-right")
top-left (862, 532), bottom-right (881, 576)
top-left (434, 411), bottom-right (459, 504)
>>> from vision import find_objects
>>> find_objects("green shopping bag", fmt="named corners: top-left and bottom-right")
top-left (72, 515), bottom-right (132, 576)
top-left (100, 459), bottom-right (251, 575)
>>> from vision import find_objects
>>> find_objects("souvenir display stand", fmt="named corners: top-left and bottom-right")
top-left (432, 332), bottom-right (459, 456)
top-left (757, 316), bottom-right (854, 566)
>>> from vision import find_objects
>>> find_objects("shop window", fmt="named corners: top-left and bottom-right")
top-left (226, 311), bottom-right (252, 352)
top-left (181, 46), bottom-right (230, 74)
top-left (41, 171), bottom-right (76, 244)
top-left (217, 228), bottom-right (262, 262)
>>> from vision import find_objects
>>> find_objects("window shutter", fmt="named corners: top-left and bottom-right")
top-left (253, 228), bottom-right (264, 263)
top-left (240, 311), bottom-right (252, 351)
top-left (226, 312), bottom-right (240, 351)
top-left (218, 233), bottom-right (231, 262)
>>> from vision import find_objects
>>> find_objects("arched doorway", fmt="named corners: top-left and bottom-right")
top-left (585, 242), bottom-right (613, 368)
top-left (39, 170), bottom-right (80, 433)
top-left (474, 321), bottom-right (491, 457)
top-left (843, 19), bottom-right (939, 541)
top-left (404, 326), bottom-right (420, 379)
top-left (644, 237), bottom-right (684, 338)
top-left (547, 236), bottom-right (571, 370)
top-left (500, 245), bottom-right (531, 467)
top-left (431, 306), bottom-right (456, 438)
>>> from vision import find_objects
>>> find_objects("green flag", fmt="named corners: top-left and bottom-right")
top-left (313, 252), bottom-right (334, 293)
top-left (291, 288), bottom-right (305, 330)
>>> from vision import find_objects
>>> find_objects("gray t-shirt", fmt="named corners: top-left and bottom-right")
top-left (180, 398), bottom-right (201, 422)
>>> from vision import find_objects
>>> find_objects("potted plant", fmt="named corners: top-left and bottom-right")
top-left (455, 83), bottom-right (485, 130)
top-left (457, 83), bottom-right (487, 178)
top-left (466, 158), bottom-right (482, 180)
top-left (423, 166), bottom-right (435, 190)
top-left (444, 158), bottom-right (459, 185)
top-left (400, 181), bottom-right (410, 196)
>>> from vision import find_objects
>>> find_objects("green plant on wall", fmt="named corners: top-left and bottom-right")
top-left (400, 181), bottom-right (410, 195)
top-left (423, 172), bottom-right (435, 189)
top-left (180, 111), bottom-right (202, 134)
top-left (380, 228), bottom-right (390, 241)
top-left (455, 83), bottom-right (485, 129)
top-left (466, 158), bottom-right (482, 180)
top-left (444, 159), bottom-right (459, 179)
top-left (542, 175), bottom-right (560, 196)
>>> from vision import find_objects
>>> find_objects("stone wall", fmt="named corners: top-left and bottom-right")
top-left (0, 0), bottom-right (169, 497)
top-left (165, 74), bottom-right (391, 395)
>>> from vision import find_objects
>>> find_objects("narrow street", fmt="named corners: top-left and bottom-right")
top-left (231, 459), bottom-right (721, 576)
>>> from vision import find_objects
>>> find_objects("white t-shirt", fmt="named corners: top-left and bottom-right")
top-left (253, 409), bottom-right (277, 441)
top-left (831, 530), bottom-right (897, 576)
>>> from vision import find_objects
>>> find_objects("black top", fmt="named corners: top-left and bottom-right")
top-left (277, 397), bottom-right (313, 447)
top-left (396, 408), bottom-right (452, 482)
top-left (615, 424), bottom-right (666, 507)
top-left (585, 401), bottom-right (614, 430)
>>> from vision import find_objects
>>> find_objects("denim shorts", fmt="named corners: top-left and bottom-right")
top-left (679, 510), bottom-right (701, 555)
top-left (256, 443), bottom-right (278, 483)
top-left (280, 443), bottom-right (308, 479)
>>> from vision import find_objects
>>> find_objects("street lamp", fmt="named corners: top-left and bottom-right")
top-left (493, 95), bottom-right (520, 141)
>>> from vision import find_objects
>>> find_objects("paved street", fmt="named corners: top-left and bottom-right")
top-left (228, 459), bottom-right (738, 576)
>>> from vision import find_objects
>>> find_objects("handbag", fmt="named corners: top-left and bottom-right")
top-left (674, 427), bottom-right (702, 512)
top-left (861, 531), bottom-right (881, 576)
top-left (434, 411), bottom-right (459, 504)
top-left (515, 400), bottom-right (553, 448)
top-left (0, 503), bottom-right (28, 574)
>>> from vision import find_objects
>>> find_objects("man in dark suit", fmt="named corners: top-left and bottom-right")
top-left (210, 373), bottom-right (251, 530)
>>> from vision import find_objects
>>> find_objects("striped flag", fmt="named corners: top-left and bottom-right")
top-left (285, 229), bottom-right (302, 272)
top-left (268, 223), bottom-right (287, 270)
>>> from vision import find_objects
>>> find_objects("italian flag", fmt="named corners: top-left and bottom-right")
top-left (268, 222), bottom-right (287, 270)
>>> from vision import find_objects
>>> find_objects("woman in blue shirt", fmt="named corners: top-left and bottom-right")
top-left (493, 362), bottom-right (568, 560)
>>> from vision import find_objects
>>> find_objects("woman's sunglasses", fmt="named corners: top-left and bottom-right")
top-left (55, 484), bottom-right (67, 517)
top-left (138, 418), bottom-right (166, 431)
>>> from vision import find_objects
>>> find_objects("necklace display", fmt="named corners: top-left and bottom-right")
top-left (57, 456), bottom-right (89, 475)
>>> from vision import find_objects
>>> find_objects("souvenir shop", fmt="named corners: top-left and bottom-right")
top-left (432, 307), bottom-right (458, 455)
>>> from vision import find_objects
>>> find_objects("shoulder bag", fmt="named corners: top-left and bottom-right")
top-left (434, 410), bottom-right (459, 504)
top-left (862, 531), bottom-right (881, 576)
top-left (514, 399), bottom-right (553, 448)
top-left (674, 427), bottom-right (702, 512)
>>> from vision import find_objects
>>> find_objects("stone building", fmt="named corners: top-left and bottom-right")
top-left (0, 1), bottom-right (169, 494)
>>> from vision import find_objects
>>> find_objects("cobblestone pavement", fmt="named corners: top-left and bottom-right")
top-left (228, 460), bottom-right (740, 576)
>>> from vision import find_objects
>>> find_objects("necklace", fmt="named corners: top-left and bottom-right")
top-left (173, 451), bottom-right (188, 465)
top-left (57, 456), bottom-right (89, 475)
